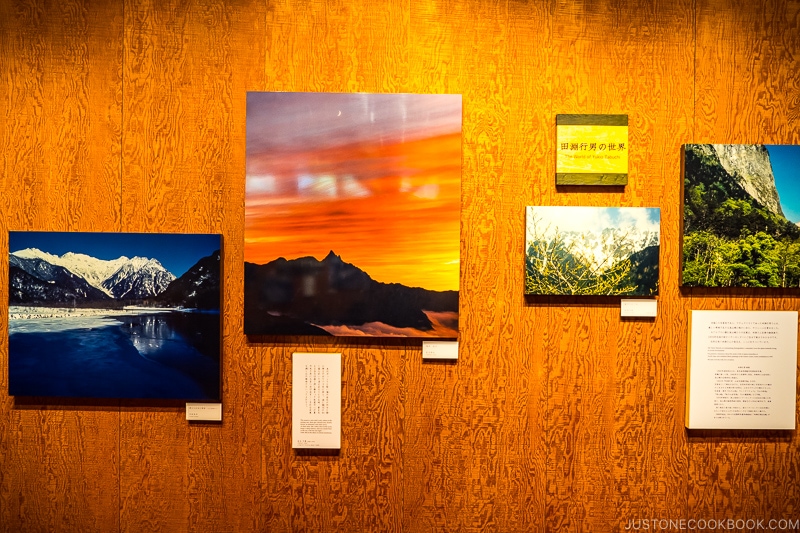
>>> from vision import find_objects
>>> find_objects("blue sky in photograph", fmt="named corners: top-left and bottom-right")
top-left (528, 206), bottom-right (660, 236)
top-left (767, 145), bottom-right (800, 224)
top-left (9, 232), bottom-right (221, 277)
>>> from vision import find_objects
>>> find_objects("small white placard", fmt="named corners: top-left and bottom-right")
top-left (422, 340), bottom-right (459, 360)
top-left (186, 403), bottom-right (222, 422)
top-left (292, 352), bottom-right (342, 449)
top-left (620, 299), bottom-right (658, 318)
top-left (686, 310), bottom-right (798, 430)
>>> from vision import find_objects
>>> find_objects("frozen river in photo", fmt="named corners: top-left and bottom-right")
top-left (8, 307), bottom-right (172, 334)
top-left (8, 308), bottom-right (220, 400)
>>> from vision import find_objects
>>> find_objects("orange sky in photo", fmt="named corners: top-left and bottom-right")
top-left (245, 131), bottom-right (462, 292)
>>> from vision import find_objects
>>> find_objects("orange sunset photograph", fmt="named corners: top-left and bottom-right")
top-left (244, 92), bottom-right (462, 337)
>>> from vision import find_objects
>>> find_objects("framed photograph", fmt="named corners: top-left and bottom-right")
top-left (682, 144), bottom-right (800, 288)
top-left (525, 206), bottom-right (660, 296)
top-left (8, 231), bottom-right (221, 400)
top-left (245, 92), bottom-right (462, 338)
top-left (556, 114), bottom-right (628, 185)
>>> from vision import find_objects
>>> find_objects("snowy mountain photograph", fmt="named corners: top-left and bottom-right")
top-left (525, 206), bottom-right (660, 296)
top-left (8, 231), bottom-right (222, 400)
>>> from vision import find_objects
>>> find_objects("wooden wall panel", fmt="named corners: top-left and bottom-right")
top-left (0, 0), bottom-right (798, 532)
top-left (547, 1), bottom-right (694, 531)
top-left (0, 1), bottom-right (123, 532)
top-left (118, 1), bottom-right (263, 531)
top-left (263, 0), bottom-right (409, 93)
top-left (691, 0), bottom-right (800, 529)
top-left (403, 1), bottom-right (551, 531)
top-left (695, 0), bottom-right (800, 145)
top-left (261, 342), bottom-right (404, 532)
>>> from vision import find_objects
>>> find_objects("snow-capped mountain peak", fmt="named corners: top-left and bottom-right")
top-left (102, 257), bottom-right (176, 299)
top-left (11, 248), bottom-right (60, 263)
top-left (126, 256), bottom-right (154, 270)
top-left (57, 252), bottom-right (131, 292)
top-left (11, 248), bottom-right (175, 299)
top-left (557, 228), bottom-right (659, 273)
top-left (12, 248), bottom-right (133, 295)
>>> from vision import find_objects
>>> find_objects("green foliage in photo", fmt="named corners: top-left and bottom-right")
top-left (525, 223), bottom-right (659, 296)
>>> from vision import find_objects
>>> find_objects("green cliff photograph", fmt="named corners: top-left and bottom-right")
top-left (682, 144), bottom-right (800, 288)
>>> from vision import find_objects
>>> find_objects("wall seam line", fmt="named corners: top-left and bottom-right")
top-left (118, 1), bottom-right (126, 532)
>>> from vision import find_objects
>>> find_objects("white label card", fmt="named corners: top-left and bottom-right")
top-left (292, 352), bottom-right (342, 449)
top-left (186, 403), bottom-right (222, 422)
top-left (620, 299), bottom-right (658, 318)
top-left (686, 310), bottom-right (798, 430)
top-left (422, 341), bottom-right (459, 360)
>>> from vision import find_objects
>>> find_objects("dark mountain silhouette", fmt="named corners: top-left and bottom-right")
top-left (626, 245), bottom-right (660, 296)
top-left (153, 250), bottom-right (221, 310)
top-left (244, 251), bottom-right (458, 336)
top-left (9, 255), bottom-right (111, 305)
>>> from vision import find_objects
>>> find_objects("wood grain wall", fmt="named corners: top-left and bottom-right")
top-left (0, 0), bottom-right (798, 531)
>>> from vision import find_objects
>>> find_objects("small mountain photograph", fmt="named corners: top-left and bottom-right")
top-left (682, 144), bottom-right (800, 288)
top-left (525, 206), bottom-right (660, 296)
top-left (245, 92), bottom-right (462, 337)
top-left (8, 231), bottom-right (222, 399)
